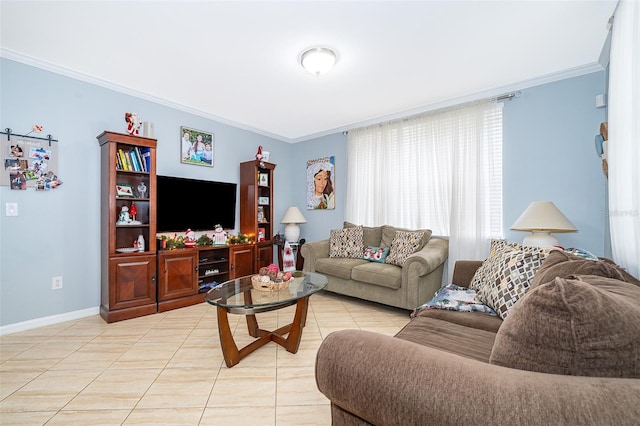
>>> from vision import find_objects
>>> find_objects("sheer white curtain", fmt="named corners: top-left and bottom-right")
top-left (346, 100), bottom-right (503, 277)
top-left (608, 0), bottom-right (640, 278)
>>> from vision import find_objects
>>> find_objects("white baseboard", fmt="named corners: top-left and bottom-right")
top-left (0, 307), bottom-right (100, 336)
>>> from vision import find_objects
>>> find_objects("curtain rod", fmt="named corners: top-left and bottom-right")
top-left (343, 91), bottom-right (521, 135)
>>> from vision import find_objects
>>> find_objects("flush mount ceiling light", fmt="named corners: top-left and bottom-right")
top-left (300, 47), bottom-right (338, 76)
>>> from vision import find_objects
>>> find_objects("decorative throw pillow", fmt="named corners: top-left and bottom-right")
top-left (490, 275), bottom-right (640, 378)
top-left (380, 225), bottom-right (432, 250)
top-left (469, 239), bottom-right (549, 291)
top-left (531, 249), bottom-right (629, 289)
top-left (344, 221), bottom-right (383, 248)
top-left (411, 284), bottom-right (497, 318)
top-left (363, 246), bottom-right (389, 263)
top-left (329, 226), bottom-right (365, 258)
top-left (475, 247), bottom-right (548, 319)
top-left (385, 231), bottom-right (424, 266)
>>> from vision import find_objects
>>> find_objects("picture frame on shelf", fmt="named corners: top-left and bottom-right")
top-left (116, 184), bottom-right (135, 197)
top-left (180, 126), bottom-right (214, 167)
top-left (257, 206), bottom-right (265, 222)
top-left (258, 173), bottom-right (269, 186)
top-left (258, 196), bottom-right (269, 205)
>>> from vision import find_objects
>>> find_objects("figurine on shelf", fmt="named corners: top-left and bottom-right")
top-left (255, 145), bottom-right (265, 167)
top-left (137, 181), bottom-right (147, 198)
top-left (184, 228), bottom-right (196, 247)
top-left (117, 206), bottom-right (131, 224)
top-left (129, 202), bottom-right (137, 222)
top-left (125, 112), bottom-right (142, 136)
top-left (213, 224), bottom-right (227, 245)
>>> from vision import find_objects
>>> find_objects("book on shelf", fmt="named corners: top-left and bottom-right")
top-left (130, 149), bottom-right (141, 171)
top-left (140, 148), bottom-right (151, 172)
top-left (133, 147), bottom-right (144, 172)
top-left (117, 149), bottom-right (129, 170)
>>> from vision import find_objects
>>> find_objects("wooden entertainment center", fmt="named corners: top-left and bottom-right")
top-left (97, 131), bottom-right (274, 322)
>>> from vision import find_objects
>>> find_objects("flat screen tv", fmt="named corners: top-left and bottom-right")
top-left (156, 175), bottom-right (237, 232)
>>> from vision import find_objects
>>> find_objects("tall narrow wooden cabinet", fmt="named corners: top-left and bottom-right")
top-left (240, 160), bottom-right (276, 272)
top-left (97, 131), bottom-right (157, 323)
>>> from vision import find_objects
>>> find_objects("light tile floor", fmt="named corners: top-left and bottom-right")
top-left (0, 291), bottom-right (411, 425)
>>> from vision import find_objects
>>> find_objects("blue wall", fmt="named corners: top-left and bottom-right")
top-left (0, 58), bottom-right (607, 329)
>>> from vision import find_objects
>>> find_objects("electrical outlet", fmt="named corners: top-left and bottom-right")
top-left (6, 203), bottom-right (18, 216)
top-left (52, 276), bottom-right (63, 290)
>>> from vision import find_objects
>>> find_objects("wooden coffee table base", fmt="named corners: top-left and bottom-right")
top-left (216, 297), bottom-right (310, 368)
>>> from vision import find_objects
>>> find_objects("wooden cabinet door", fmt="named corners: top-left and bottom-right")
top-left (255, 243), bottom-right (273, 272)
top-left (108, 255), bottom-right (156, 311)
top-left (157, 250), bottom-right (198, 301)
top-left (230, 245), bottom-right (255, 278)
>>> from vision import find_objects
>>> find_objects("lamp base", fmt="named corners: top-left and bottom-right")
top-left (284, 223), bottom-right (300, 243)
top-left (522, 232), bottom-right (559, 249)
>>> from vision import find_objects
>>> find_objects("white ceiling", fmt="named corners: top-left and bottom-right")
top-left (1, 1), bottom-right (617, 143)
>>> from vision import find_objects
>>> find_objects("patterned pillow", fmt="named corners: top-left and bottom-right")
top-left (385, 231), bottom-right (425, 266)
top-left (411, 284), bottom-right (497, 318)
top-left (469, 239), bottom-right (548, 291)
top-left (329, 226), bottom-right (364, 258)
top-left (475, 247), bottom-right (548, 319)
top-left (363, 246), bottom-right (389, 263)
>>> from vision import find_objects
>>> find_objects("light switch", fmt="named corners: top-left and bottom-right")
top-left (6, 203), bottom-right (18, 216)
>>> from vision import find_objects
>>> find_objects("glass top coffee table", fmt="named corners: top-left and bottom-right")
top-left (206, 271), bottom-right (327, 367)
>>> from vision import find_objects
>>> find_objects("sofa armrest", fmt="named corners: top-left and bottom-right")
top-left (451, 260), bottom-right (483, 287)
top-left (403, 237), bottom-right (449, 276)
top-left (316, 330), bottom-right (640, 426)
top-left (300, 239), bottom-right (330, 272)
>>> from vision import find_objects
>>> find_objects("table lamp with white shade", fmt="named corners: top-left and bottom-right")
top-left (511, 201), bottom-right (577, 248)
top-left (281, 206), bottom-right (307, 243)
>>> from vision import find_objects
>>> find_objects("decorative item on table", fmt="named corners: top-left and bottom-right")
top-left (258, 227), bottom-right (266, 242)
top-left (282, 241), bottom-right (296, 272)
top-left (158, 234), bottom-right (186, 250)
top-left (125, 112), bottom-right (142, 136)
top-left (213, 224), bottom-right (227, 245)
top-left (251, 263), bottom-right (293, 291)
top-left (196, 233), bottom-right (213, 246)
top-left (184, 229), bottom-right (197, 247)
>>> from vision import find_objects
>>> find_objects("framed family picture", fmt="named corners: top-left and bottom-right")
top-left (180, 126), bottom-right (214, 167)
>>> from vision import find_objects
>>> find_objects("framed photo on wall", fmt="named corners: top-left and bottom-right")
top-left (180, 126), bottom-right (214, 167)
top-left (307, 156), bottom-right (335, 209)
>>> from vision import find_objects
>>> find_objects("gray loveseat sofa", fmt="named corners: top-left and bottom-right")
top-left (300, 223), bottom-right (449, 310)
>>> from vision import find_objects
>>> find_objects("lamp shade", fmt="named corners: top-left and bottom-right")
top-left (281, 206), bottom-right (307, 243)
top-left (511, 201), bottom-right (577, 248)
top-left (281, 206), bottom-right (307, 224)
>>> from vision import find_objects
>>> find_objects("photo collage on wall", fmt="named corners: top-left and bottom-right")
top-left (1, 132), bottom-right (62, 190)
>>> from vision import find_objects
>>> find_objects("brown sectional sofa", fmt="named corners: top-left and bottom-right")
top-left (316, 258), bottom-right (640, 425)
top-left (300, 224), bottom-right (449, 310)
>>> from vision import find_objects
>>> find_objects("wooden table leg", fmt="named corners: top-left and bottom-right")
top-left (217, 306), bottom-right (240, 368)
top-left (282, 297), bottom-right (309, 353)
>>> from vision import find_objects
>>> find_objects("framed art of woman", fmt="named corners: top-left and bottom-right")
top-left (306, 156), bottom-right (335, 209)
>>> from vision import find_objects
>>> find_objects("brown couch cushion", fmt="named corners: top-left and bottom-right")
top-left (351, 262), bottom-right (402, 289)
top-left (415, 309), bottom-right (503, 333)
top-left (531, 250), bottom-right (632, 288)
top-left (490, 275), bottom-right (640, 378)
top-left (396, 316), bottom-right (496, 363)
